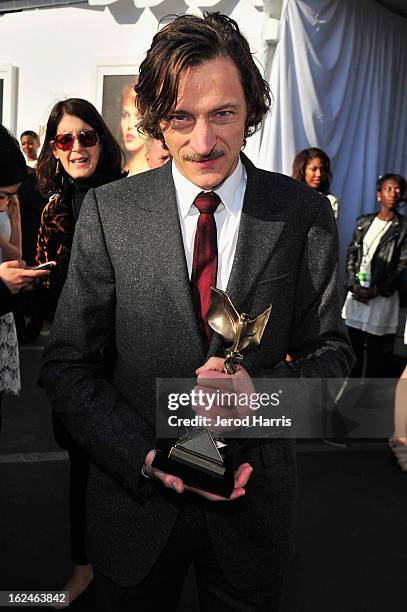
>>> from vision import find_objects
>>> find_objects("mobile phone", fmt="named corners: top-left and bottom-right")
top-left (31, 261), bottom-right (57, 271)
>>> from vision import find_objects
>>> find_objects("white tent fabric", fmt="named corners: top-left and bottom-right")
top-left (255, 0), bottom-right (407, 262)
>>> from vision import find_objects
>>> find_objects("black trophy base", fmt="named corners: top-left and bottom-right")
top-left (152, 435), bottom-right (234, 498)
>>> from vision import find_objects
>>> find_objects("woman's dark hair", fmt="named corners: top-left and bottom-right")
top-left (36, 98), bottom-right (125, 196)
top-left (376, 173), bottom-right (406, 197)
top-left (135, 12), bottom-right (271, 145)
top-left (20, 130), bottom-right (39, 142)
top-left (292, 147), bottom-right (332, 195)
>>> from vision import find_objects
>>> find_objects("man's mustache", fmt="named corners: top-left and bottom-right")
top-left (183, 150), bottom-right (224, 162)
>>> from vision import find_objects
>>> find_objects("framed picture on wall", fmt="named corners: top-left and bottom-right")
top-left (96, 62), bottom-right (149, 175)
top-left (0, 64), bottom-right (18, 134)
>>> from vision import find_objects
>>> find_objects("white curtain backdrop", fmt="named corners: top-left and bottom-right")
top-left (255, 0), bottom-right (407, 266)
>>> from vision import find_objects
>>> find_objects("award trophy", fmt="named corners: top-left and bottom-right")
top-left (152, 288), bottom-right (272, 496)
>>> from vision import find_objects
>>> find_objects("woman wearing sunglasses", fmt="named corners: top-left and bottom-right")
top-left (37, 98), bottom-right (124, 316)
top-left (36, 98), bottom-right (124, 607)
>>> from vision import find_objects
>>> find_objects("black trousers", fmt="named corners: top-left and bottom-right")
top-left (347, 326), bottom-right (396, 378)
top-left (95, 500), bottom-right (284, 612)
top-left (68, 441), bottom-right (90, 565)
top-left (53, 414), bottom-right (89, 566)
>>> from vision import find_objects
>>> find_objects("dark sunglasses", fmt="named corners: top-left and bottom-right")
top-left (54, 130), bottom-right (99, 151)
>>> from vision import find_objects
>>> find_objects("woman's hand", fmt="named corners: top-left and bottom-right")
top-left (351, 285), bottom-right (378, 303)
top-left (0, 260), bottom-right (50, 293)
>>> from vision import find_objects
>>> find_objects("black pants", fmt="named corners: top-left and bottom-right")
top-left (68, 441), bottom-right (90, 565)
top-left (53, 414), bottom-right (89, 565)
top-left (347, 326), bottom-right (396, 378)
top-left (95, 502), bottom-right (283, 612)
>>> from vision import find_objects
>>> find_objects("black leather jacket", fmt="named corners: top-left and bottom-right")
top-left (346, 212), bottom-right (407, 297)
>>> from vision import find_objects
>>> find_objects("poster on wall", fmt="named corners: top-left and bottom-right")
top-left (96, 64), bottom-right (149, 175)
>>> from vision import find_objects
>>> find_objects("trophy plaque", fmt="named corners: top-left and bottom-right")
top-left (152, 288), bottom-right (272, 497)
top-left (153, 429), bottom-right (234, 496)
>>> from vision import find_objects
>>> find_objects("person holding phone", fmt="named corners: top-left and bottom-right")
top-left (0, 125), bottom-right (50, 429)
top-left (36, 98), bottom-right (124, 606)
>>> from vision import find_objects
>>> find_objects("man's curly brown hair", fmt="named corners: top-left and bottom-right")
top-left (135, 12), bottom-right (271, 147)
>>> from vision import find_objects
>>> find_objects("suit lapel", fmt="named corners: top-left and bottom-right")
top-left (207, 155), bottom-right (285, 357)
top-left (137, 164), bottom-right (204, 355)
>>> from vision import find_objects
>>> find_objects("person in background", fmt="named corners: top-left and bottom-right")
top-left (145, 136), bottom-right (171, 169)
top-left (36, 98), bottom-right (124, 607)
top-left (342, 173), bottom-right (407, 377)
top-left (13, 164), bottom-right (47, 344)
top-left (118, 79), bottom-right (149, 175)
top-left (20, 130), bottom-right (41, 168)
top-left (0, 128), bottom-right (23, 399)
top-left (0, 125), bottom-right (49, 428)
top-left (292, 147), bottom-right (340, 220)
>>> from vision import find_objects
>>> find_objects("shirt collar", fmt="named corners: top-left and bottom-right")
top-left (172, 157), bottom-right (245, 220)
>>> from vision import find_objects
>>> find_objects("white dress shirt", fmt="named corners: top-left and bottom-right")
top-left (172, 159), bottom-right (247, 291)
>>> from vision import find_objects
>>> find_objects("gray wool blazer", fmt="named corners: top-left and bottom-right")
top-left (40, 153), bottom-right (353, 589)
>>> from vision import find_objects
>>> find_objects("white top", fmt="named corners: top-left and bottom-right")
top-left (172, 159), bottom-right (246, 291)
top-left (404, 317), bottom-right (407, 345)
top-left (342, 216), bottom-right (399, 335)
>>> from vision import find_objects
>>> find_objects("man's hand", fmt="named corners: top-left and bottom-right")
top-left (143, 450), bottom-right (253, 502)
top-left (0, 260), bottom-right (51, 293)
top-left (193, 357), bottom-right (257, 430)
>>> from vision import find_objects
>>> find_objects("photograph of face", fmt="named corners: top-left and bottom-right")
top-left (101, 74), bottom-right (149, 175)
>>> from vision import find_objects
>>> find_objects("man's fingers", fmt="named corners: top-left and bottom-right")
top-left (184, 463), bottom-right (253, 501)
top-left (143, 454), bottom-right (252, 500)
top-left (184, 484), bottom-right (246, 502)
top-left (234, 463), bottom-right (253, 488)
top-left (196, 357), bottom-right (226, 375)
top-left (143, 450), bottom-right (184, 493)
top-left (144, 449), bottom-right (157, 468)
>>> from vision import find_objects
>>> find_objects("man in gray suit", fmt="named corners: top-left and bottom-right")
top-left (41, 12), bottom-right (353, 611)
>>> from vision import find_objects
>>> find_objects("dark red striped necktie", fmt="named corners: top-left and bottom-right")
top-left (191, 191), bottom-right (221, 350)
